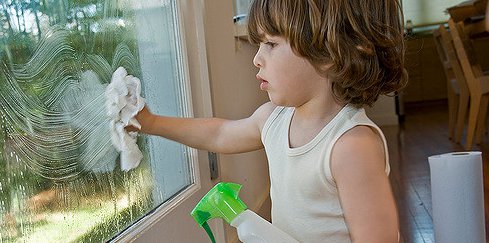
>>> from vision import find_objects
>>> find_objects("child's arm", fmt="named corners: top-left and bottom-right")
top-left (331, 126), bottom-right (399, 243)
top-left (133, 102), bottom-right (276, 154)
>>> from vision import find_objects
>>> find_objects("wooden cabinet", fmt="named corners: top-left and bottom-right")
top-left (404, 32), bottom-right (489, 103)
top-left (404, 35), bottom-right (448, 103)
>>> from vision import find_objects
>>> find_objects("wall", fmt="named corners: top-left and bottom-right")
top-left (203, 1), bottom-right (271, 242)
top-left (402, 0), bottom-right (462, 26)
top-left (365, 95), bottom-right (399, 126)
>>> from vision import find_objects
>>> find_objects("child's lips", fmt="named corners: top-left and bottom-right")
top-left (256, 75), bottom-right (269, 90)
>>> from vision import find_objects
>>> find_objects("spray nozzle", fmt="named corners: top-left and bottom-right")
top-left (191, 182), bottom-right (248, 242)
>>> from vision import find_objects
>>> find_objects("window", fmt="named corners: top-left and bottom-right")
top-left (233, 0), bottom-right (252, 17)
top-left (402, 0), bottom-right (464, 26)
top-left (0, 0), bottom-right (196, 241)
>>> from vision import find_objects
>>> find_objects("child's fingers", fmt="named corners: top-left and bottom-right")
top-left (125, 125), bottom-right (140, 132)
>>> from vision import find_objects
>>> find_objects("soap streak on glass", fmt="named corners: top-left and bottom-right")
top-left (0, 0), bottom-right (192, 241)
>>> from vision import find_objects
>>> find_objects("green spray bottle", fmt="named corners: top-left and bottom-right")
top-left (191, 182), bottom-right (298, 243)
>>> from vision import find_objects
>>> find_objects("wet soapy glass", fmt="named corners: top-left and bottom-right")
top-left (0, 0), bottom-right (192, 241)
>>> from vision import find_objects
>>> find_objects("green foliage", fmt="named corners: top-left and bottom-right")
top-left (0, 0), bottom-right (138, 64)
top-left (74, 198), bottom-right (154, 242)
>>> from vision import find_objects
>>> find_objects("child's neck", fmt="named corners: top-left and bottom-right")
top-left (289, 100), bottom-right (344, 148)
top-left (294, 98), bottom-right (343, 120)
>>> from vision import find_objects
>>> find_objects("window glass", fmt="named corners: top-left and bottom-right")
top-left (0, 0), bottom-right (193, 241)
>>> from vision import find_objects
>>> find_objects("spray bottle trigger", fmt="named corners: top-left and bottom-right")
top-left (220, 182), bottom-right (242, 197)
top-left (191, 182), bottom-right (248, 242)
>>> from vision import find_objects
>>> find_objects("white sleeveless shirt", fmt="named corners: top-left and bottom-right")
top-left (261, 104), bottom-right (390, 243)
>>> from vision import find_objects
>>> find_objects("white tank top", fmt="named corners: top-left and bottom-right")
top-left (261, 104), bottom-right (390, 243)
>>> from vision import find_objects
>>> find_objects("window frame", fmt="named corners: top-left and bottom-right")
top-left (109, 0), bottom-right (212, 240)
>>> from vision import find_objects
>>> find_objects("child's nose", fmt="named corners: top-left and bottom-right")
top-left (253, 49), bottom-right (263, 68)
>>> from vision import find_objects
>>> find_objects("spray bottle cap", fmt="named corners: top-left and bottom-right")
top-left (191, 182), bottom-right (248, 242)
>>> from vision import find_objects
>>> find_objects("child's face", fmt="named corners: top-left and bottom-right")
top-left (253, 33), bottom-right (328, 107)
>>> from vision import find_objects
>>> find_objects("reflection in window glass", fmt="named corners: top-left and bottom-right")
top-left (0, 0), bottom-right (193, 241)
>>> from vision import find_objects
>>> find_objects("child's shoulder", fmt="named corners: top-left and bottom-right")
top-left (340, 125), bottom-right (381, 143)
top-left (331, 125), bottom-right (386, 176)
top-left (251, 101), bottom-right (278, 131)
top-left (336, 121), bottom-right (384, 155)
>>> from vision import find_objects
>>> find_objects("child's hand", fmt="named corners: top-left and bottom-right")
top-left (125, 106), bottom-right (155, 133)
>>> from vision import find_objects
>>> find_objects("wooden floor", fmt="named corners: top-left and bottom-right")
top-left (382, 100), bottom-right (489, 243)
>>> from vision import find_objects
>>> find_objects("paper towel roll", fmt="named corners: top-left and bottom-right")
top-left (428, 151), bottom-right (485, 243)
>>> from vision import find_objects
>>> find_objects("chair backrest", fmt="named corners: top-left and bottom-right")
top-left (435, 24), bottom-right (469, 94)
top-left (433, 28), bottom-right (451, 71)
top-left (433, 27), bottom-right (453, 76)
top-left (448, 18), bottom-right (484, 92)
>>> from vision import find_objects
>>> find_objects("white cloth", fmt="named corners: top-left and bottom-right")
top-left (261, 104), bottom-right (390, 243)
top-left (105, 67), bottom-right (145, 171)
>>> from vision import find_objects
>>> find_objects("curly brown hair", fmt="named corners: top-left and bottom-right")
top-left (247, 0), bottom-right (408, 107)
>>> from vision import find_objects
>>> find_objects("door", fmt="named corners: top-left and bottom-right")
top-left (0, 0), bottom-right (221, 242)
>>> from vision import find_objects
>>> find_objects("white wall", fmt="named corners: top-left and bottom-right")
top-left (403, 0), bottom-right (462, 25)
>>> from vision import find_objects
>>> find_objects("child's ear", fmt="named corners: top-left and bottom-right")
top-left (316, 63), bottom-right (333, 77)
top-left (320, 63), bottom-right (333, 72)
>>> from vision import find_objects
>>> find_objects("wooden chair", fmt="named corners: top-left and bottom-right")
top-left (432, 25), bottom-right (470, 141)
top-left (448, 18), bottom-right (489, 150)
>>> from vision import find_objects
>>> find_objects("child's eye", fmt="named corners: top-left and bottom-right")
top-left (264, 42), bottom-right (277, 48)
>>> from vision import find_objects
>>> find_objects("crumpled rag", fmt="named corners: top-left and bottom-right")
top-left (105, 67), bottom-right (145, 171)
